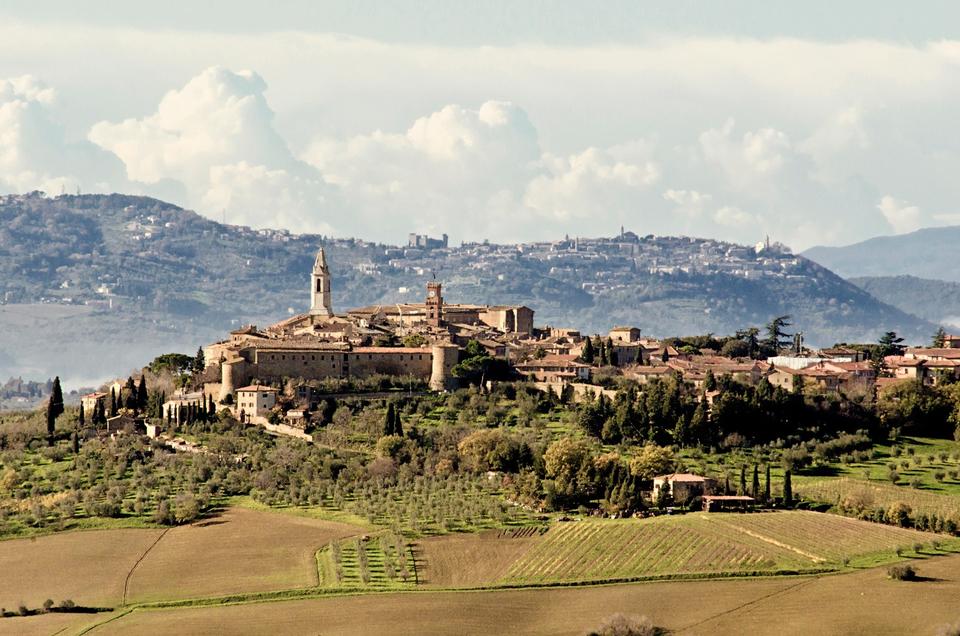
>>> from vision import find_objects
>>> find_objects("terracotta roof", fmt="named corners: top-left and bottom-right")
top-left (236, 385), bottom-right (278, 392)
top-left (655, 473), bottom-right (712, 482)
top-left (351, 347), bottom-right (432, 354)
top-left (703, 495), bottom-right (755, 501)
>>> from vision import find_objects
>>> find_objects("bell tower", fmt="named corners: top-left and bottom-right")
top-left (425, 281), bottom-right (443, 327)
top-left (310, 247), bottom-right (332, 316)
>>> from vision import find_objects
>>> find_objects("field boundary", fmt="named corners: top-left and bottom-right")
top-left (73, 548), bottom-right (960, 635)
top-left (121, 527), bottom-right (172, 606)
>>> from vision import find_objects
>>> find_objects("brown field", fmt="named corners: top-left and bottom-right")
top-left (0, 528), bottom-right (164, 610)
top-left (125, 507), bottom-right (362, 603)
top-left (0, 610), bottom-right (120, 636)
top-left (418, 528), bottom-right (543, 586)
top-left (85, 553), bottom-right (960, 635)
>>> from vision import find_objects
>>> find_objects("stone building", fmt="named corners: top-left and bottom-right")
top-left (236, 385), bottom-right (278, 421)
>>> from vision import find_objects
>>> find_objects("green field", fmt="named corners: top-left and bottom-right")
top-left (501, 511), bottom-right (945, 584)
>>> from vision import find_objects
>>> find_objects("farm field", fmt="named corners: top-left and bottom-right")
top-left (497, 511), bottom-right (944, 584)
top-left (83, 553), bottom-right (960, 636)
top-left (419, 527), bottom-right (545, 586)
top-left (798, 476), bottom-right (960, 521)
top-left (0, 527), bottom-right (164, 610)
top-left (125, 507), bottom-right (362, 602)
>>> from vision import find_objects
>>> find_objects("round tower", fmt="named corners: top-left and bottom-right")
top-left (219, 359), bottom-right (237, 402)
top-left (429, 344), bottom-right (459, 392)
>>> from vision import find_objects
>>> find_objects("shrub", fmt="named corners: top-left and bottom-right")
top-left (936, 621), bottom-right (960, 636)
top-left (42, 599), bottom-right (53, 611)
top-left (910, 477), bottom-right (924, 489)
top-left (935, 471), bottom-right (946, 482)
top-left (59, 599), bottom-right (75, 609)
top-left (887, 564), bottom-right (917, 581)
top-left (913, 542), bottom-right (925, 554)
top-left (588, 613), bottom-right (662, 636)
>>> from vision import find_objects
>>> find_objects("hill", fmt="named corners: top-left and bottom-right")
top-left (0, 192), bottom-right (937, 383)
top-left (804, 226), bottom-right (960, 282)
top-left (850, 275), bottom-right (960, 330)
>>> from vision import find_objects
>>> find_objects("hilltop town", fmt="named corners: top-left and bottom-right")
top-left (59, 247), bottom-right (955, 447)
top-left (0, 193), bottom-right (936, 385)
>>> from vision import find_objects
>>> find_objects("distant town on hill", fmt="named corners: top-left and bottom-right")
top-left (0, 192), bottom-right (938, 384)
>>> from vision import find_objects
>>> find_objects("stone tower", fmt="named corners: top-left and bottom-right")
top-left (310, 247), bottom-right (332, 316)
top-left (429, 344), bottom-right (459, 391)
top-left (425, 281), bottom-right (443, 327)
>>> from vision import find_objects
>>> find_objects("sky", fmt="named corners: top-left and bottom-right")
top-left (2, 2), bottom-right (960, 250)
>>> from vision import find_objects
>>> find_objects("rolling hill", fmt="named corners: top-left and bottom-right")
top-left (804, 226), bottom-right (960, 282)
top-left (0, 192), bottom-right (938, 385)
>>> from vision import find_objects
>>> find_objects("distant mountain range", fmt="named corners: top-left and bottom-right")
top-left (0, 193), bottom-right (939, 385)
top-left (804, 226), bottom-right (960, 282)
top-left (849, 275), bottom-right (960, 331)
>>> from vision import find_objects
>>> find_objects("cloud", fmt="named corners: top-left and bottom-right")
top-left (0, 75), bottom-right (126, 194)
top-left (89, 66), bottom-right (335, 232)
top-left (699, 119), bottom-right (792, 192)
top-left (713, 205), bottom-right (757, 228)
top-left (2, 23), bottom-right (959, 248)
top-left (877, 195), bottom-right (922, 234)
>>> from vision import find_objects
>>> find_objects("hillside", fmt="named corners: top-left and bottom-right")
top-left (804, 226), bottom-right (960, 282)
top-left (850, 275), bottom-right (960, 330)
top-left (0, 192), bottom-right (936, 383)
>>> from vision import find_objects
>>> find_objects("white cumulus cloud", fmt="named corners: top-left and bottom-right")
top-left (89, 66), bottom-right (335, 233)
top-left (0, 75), bottom-right (126, 194)
top-left (877, 195), bottom-right (922, 234)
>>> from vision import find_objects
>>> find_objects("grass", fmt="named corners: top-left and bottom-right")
top-left (499, 511), bottom-right (951, 585)
top-left (318, 532), bottom-right (418, 589)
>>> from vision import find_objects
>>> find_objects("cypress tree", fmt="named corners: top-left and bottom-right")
top-left (783, 469), bottom-right (793, 506)
top-left (50, 376), bottom-right (64, 420)
top-left (393, 407), bottom-right (403, 437)
top-left (383, 402), bottom-right (396, 437)
top-left (110, 388), bottom-right (118, 417)
top-left (45, 397), bottom-right (57, 443)
top-left (752, 464), bottom-right (760, 499)
top-left (581, 338), bottom-right (595, 364)
top-left (137, 375), bottom-right (148, 411)
top-left (764, 464), bottom-right (772, 502)
top-left (78, 402), bottom-right (85, 428)
top-left (71, 431), bottom-right (79, 454)
top-left (739, 466), bottom-right (747, 496)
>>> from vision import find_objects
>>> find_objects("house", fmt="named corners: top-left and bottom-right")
top-left (80, 392), bottom-right (108, 415)
top-left (768, 363), bottom-right (846, 393)
top-left (652, 473), bottom-right (716, 503)
top-left (609, 326), bottom-right (642, 343)
top-left (163, 391), bottom-right (208, 425)
top-left (236, 385), bottom-right (278, 421)
top-left (515, 355), bottom-right (591, 383)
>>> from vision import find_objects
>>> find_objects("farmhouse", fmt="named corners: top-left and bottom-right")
top-left (652, 473), bottom-right (716, 502)
top-left (236, 385), bottom-right (278, 421)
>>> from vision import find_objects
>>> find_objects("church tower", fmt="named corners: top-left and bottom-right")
top-left (310, 247), bottom-right (332, 316)
top-left (425, 281), bottom-right (443, 327)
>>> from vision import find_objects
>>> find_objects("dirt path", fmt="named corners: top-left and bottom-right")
top-left (121, 527), bottom-right (172, 606)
